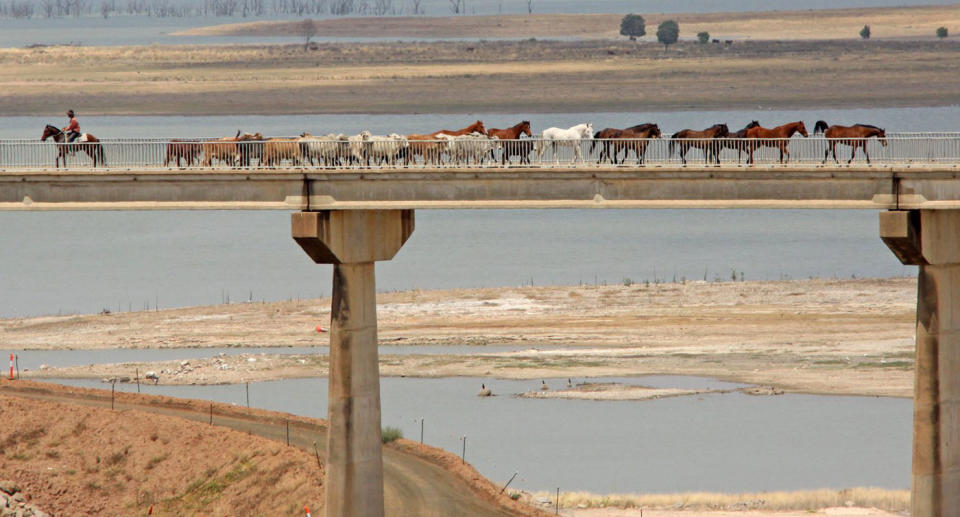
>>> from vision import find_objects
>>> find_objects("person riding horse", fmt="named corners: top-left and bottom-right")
top-left (63, 109), bottom-right (80, 143)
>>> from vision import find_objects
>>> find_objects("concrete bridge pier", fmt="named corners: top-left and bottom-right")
top-left (292, 209), bottom-right (415, 517)
top-left (881, 210), bottom-right (960, 517)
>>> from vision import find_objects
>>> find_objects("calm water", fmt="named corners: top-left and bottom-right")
top-left (1, 0), bottom-right (956, 47)
top-left (50, 375), bottom-right (912, 493)
top-left (4, 106), bottom-right (959, 139)
top-left (11, 345), bottom-right (534, 368)
top-left (1, 106), bottom-right (937, 317)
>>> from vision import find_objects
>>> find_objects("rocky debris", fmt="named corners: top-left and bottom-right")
top-left (0, 481), bottom-right (50, 517)
top-left (740, 386), bottom-right (785, 396)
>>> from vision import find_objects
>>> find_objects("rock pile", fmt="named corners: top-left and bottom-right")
top-left (0, 480), bottom-right (50, 517)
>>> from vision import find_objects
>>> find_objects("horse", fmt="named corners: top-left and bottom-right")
top-left (718, 121), bottom-right (759, 163)
top-left (669, 124), bottom-right (730, 165)
top-left (431, 120), bottom-right (487, 137)
top-left (591, 128), bottom-right (624, 164)
top-left (487, 121), bottom-right (532, 165)
top-left (537, 123), bottom-right (594, 165)
top-left (744, 121), bottom-right (808, 164)
top-left (614, 123), bottom-right (661, 165)
top-left (406, 134), bottom-right (446, 166)
top-left (814, 121), bottom-right (888, 164)
top-left (164, 139), bottom-right (202, 168)
top-left (41, 124), bottom-right (106, 168)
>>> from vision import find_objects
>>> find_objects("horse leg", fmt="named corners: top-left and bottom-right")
top-left (863, 145), bottom-right (871, 165)
top-left (848, 145), bottom-right (856, 164)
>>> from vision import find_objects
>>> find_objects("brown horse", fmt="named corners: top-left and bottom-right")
top-left (41, 124), bottom-right (106, 168)
top-left (488, 121), bottom-right (533, 165)
top-left (406, 134), bottom-right (446, 166)
top-left (615, 123), bottom-right (661, 165)
top-left (431, 120), bottom-right (487, 137)
top-left (814, 121), bottom-right (888, 164)
top-left (719, 121), bottom-right (759, 163)
top-left (591, 128), bottom-right (624, 164)
top-left (744, 121), bottom-right (808, 164)
top-left (164, 139), bottom-right (202, 167)
top-left (669, 124), bottom-right (730, 165)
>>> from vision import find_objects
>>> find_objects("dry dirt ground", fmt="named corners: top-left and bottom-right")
top-left (0, 391), bottom-right (323, 515)
top-left (177, 5), bottom-right (960, 41)
top-left (0, 379), bottom-right (550, 517)
top-left (2, 37), bottom-right (959, 115)
top-left (2, 278), bottom-right (917, 397)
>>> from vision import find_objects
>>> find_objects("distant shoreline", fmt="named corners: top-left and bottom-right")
top-left (173, 5), bottom-right (960, 41)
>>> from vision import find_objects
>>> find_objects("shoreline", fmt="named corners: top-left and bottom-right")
top-left (3, 278), bottom-right (917, 398)
top-left (2, 39), bottom-right (959, 115)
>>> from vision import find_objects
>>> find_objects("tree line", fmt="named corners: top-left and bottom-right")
top-left (0, 0), bottom-right (423, 18)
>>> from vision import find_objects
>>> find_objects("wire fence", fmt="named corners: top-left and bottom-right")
top-left (3, 134), bottom-right (959, 170)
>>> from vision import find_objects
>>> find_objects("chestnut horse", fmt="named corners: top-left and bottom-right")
top-left (814, 121), bottom-right (888, 164)
top-left (669, 124), bottom-right (729, 165)
top-left (41, 124), bottom-right (106, 168)
top-left (431, 120), bottom-right (487, 137)
top-left (488, 121), bottom-right (533, 165)
top-left (719, 121), bottom-right (759, 163)
top-left (744, 121), bottom-right (808, 164)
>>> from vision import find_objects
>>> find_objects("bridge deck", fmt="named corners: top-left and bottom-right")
top-left (1, 166), bottom-right (958, 210)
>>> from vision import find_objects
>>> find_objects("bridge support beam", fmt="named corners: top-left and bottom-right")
top-left (881, 210), bottom-right (960, 517)
top-left (292, 209), bottom-right (415, 517)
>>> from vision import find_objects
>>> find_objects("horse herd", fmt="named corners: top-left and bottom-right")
top-left (41, 119), bottom-right (890, 169)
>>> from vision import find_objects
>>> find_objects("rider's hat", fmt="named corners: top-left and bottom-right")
top-left (66, 109), bottom-right (75, 117)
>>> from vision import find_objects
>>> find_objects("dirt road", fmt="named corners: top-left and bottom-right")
top-left (0, 379), bottom-right (545, 517)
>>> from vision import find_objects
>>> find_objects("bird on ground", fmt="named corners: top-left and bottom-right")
top-left (478, 383), bottom-right (492, 397)
top-left (540, 380), bottom-right (549, 391)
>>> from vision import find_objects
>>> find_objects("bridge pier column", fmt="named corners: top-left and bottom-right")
top-left (881, 210), bottom-right (960, 517)
top-left (292, 209), bottom-right (415, 517)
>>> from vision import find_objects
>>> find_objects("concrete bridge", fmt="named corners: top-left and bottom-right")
top-left (2, 165), bottom-right (959, 517)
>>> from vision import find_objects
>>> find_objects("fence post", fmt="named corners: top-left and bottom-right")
top-left (111, 380), bottom-right (116, 410)
top-left (209, 403), bottom-right (213, 425)
top-left (286, 420), bottom-right (290, 446)
top-left (8, 353), bottom-right (12, 380)
top-left (136, 367), bottom-right (140, 393)
top-left (14, 355), bottom-right (19, 380)
top-left (555, 487), bottom-right (560, 514)
top-left (420, 418), bottom-right (424, 445)
top-left (461, 436), bottom-right (466, 464)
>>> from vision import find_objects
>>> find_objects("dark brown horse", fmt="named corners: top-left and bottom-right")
top-left (41, 124), bottom-right (106, 168)
top-left (814, 121), bottom-right (888, 164)
top-left (719, 121), bottom-right (759, 163)
top-left (744, 121), bottom-right (808, 164)
top-left (669, 124), bottom-right (730, 165)
top-left (488, 121), bottom-right (533, 165)
top-left (431, 120), bottom-right (487, 137)
top-left (615, 123), bottom-right (662, 165)
top-left (591, 127), bottom-right (624, 164)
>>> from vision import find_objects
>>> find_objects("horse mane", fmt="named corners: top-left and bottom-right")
top-left (814, 120), bottom-right (829, 134)
top-left (855, 123), bottom-right (883, 131)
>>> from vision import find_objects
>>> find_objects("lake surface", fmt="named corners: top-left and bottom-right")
top-left (11, 344), bottom-right (534, 368)
top-left (1, 0), bottom-right (956, 47)
top-left (1, 106), bottom-right (938, 317)
top-left (49, 375), bottom-right (912, 493)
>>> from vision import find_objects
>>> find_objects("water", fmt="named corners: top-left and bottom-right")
top-left (1, 0), bottom-right (955, 47)
top-left (49, 375), bottom-right (912, 493)
top-left (11, 344), bottom-right (534, 368)
top-left (0, 106), bottom-right (934, 318)
top-left (5, 106), bottom-right (960, 140)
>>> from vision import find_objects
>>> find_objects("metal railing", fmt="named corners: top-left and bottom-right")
top-left (2, 134), bottom-right (959, 170)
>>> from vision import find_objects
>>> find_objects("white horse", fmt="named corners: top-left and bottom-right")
top-left (537, 123), bottom-right (593, 164)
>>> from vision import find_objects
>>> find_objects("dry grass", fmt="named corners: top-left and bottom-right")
top-left (177, 5), bottom-right (960, 41)
top-left (537, 487), bottom-right (909, 511)
top-left (1, 38), bottom-right (959, 115)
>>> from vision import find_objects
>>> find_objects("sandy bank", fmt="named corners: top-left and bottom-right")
top-left (3, 278), bottom-right (917, 397)
top-left (2, 38), bottom-right (959, 115)
top-left (175, 5), bottom-right (960, 41)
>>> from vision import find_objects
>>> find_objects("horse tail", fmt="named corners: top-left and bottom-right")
top-left (590, 132), bottom-right (602, 153)
top-left (97, 143), bottom-right (107, 167)
top-left (668, 135), bottom-right (676, 155)
top-left (814, 120), bottom-right (828, 134)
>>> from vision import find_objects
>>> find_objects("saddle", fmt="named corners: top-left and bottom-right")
top-left (66, 131), bottom-right (82, 143)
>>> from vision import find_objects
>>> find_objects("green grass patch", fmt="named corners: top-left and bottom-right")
top-left (381, 426), bottom-right (403, 444)
top-left (165, 456), bottom-right (256, 513)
